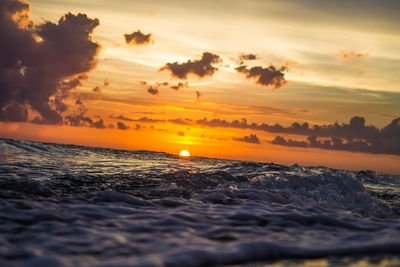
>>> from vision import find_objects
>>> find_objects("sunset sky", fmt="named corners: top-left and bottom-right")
top-left (1, 0), bottom-right (399, 173)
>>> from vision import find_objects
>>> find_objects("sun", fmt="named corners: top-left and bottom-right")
top-left (179, 150), bottom-right (190, 157)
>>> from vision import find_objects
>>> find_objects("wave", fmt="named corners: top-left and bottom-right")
top-left (1, 138), bottom-right (400, 266)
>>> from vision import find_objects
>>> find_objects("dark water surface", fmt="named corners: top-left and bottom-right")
top-left (1, 138), bottom-right (400, 266)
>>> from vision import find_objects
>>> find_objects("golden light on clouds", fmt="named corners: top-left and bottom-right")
top-left (0, 0), bottom-right (399, 173)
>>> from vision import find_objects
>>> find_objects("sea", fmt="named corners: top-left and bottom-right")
top-left (0, 138), bottom-right (400, 267)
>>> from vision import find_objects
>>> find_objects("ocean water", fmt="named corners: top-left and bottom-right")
top-left (0, 138), bottom-right (400, 267)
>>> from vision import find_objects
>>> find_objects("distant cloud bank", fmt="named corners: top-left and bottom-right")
top-left (198, 116), bottom-right (400, 155)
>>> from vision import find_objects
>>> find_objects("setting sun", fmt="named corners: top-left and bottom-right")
top-left (179, 150), bottom-right (190, 157)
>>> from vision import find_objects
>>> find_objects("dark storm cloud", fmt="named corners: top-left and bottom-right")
top-left (196, 116), bottom-right (400, 155)
top-left (117, 121), bottom-right (129, 130)
top-left (159, 52), bottom-right (222, 79)
top-left (235, 65), bottom-right (288, 89)
top-left (0, 0), bottom-right (100, 124)
top-left (170, 82), bottom-right (188, 91)
top-left (124, 30), bottom-right (153, 45)
top-left (233, 134), bottom-right (260, 144)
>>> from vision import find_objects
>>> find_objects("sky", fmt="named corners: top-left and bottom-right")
top-left (1, 0), bottom-right (400, 173)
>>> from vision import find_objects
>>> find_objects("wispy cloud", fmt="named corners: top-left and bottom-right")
top-left (335, 49), bottom-right (369, 64)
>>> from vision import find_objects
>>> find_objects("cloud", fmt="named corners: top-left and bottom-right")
top-left (233, 134), bottom-right (260, 144)
top-left (110, 114), bottom-right (167, 123)
top-left (146, 86), bottom-right (160, 96)
top-left (196, 91), bottom-right (202, 100)
top-left (335, 50), bottom-right (369, 59)
top-left (168, 118), bottom-right (192, 125)
top-left (124, 30), bottom-right (153, 45)
top-left (334, 49), bottom-right (369, 64)
top-left (65, 92), bottom-right (107, 129)
top-left (104, 114), bottom-right (399, 154)
top-left (156, 82), bottom-right (169, 87)
top-left (91, 119), bottom-right (106, 129)
top-left (159, 52), bottom-right (222, 79)
top-left (235, 65), bottom-right (288, 89)
top-left (196, 116), bottom-right (378, 140)
top-left (196, 117), bottom-right (250, 129)
top-left (239, 53), bottom-right (258, 61)
top-left (196, 116), bottom-right (400, 155)
top-left (64, 104), bottom-right (106, 129)
top-left (134, 116), bottom-right (165, 123)
top-left (0, 0), bottom-right (100, 124)
top-left (111, 115), bottom-right (193, 126)
top-left (237, 53), bottom-right (259, 64)
top-left (271, 135), bottom-right (377, 154)
top-left (170, 82), bottom-right (188, 91)
top-left (270, 136), bottom-right (308, 148)
top-left (139, 81), bottom-right (165, 96)
top-left (178, 131), bottom-right (185, 136)
top-left (104, 78), bottom-right (110, 87)
top-left (92, 86), bottom-right (101, 93)
top-left (65, 113), bottom-right (106, 129)
top-left (109, 114), bottom-right (135, 122)
top-left (117, 121), bottom-right (129, 130)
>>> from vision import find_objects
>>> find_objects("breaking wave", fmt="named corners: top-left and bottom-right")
top-left (1, 138), bottom-right (399, 266)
